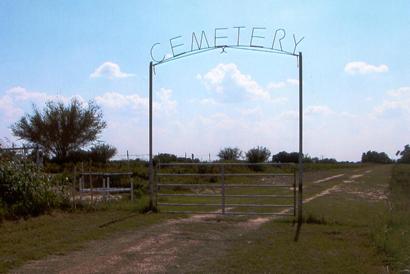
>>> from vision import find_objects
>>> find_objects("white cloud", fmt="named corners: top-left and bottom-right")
top-left (267, 79), bottom-right (298, 90)
top-left (157, 88), bottom-right (177, 113)
top-left (0, 94), bottom-right (23, 120)
top-left (198, 63), bottom-right (294, 101)
top-left (199, 98), bottom-right (219, 106)
top-left (286, 79), bottom-right (299, 86)
top-left (279, 110), bottom-right (299, 120)
top-left (240, 107), bottom-right (262, 116)
top-left (305, 105), bottom-right (334, 116)
top-left (95, 88), bottom-right (176, 114)
top-left (0, 86), bottom-right (84, 121)
top-left (387, 86), bottom-right (410, 97)
top-left (4, 86), bottom-right (80, 104)
top-left (344, 61), bottom-right (389, 75)
top-left (90, 62), bottom-right (134, 79)
top-left (373, 86), bottom-right (410, 116)
top-left (95, 92), bottom-right (147, 110)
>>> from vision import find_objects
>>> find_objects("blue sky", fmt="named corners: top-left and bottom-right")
top-left (1, 1), bottom-right (410, 161)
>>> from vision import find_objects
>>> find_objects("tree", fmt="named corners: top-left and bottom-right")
top-left (153, 153), bottom-right (178, 164)
top-left (246, 146), bottom-right (271, 163)
top-left (361, 150), bottom-right (392, 164)
top-left (217, 147), bottom-right (242, 161)
top-left (89, 143), bottom-right (117, 163)
top-left (397, 145), bottom-right (410, 163)
top-left (12, 99), bottom-right (106, 162)
top-left (271, 151), bottom-right (299, 163)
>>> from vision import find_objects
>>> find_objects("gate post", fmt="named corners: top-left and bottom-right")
top-left (221, 165), bottom-right (225, 215)
top-left (298, 52), bottom-right (303, 224)
top-left (149, 61), bottom-right (155, 210)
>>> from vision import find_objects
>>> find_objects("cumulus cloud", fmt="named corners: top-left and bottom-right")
top-left (90, 62), bottom-right (134, 79)
top-left (4, 86), bottom-right (79, 104)
top-left (95, 88), bottom-right (176, 114)
top-left (197, 63), bottom-right (295, 101)
top-left (279, 110), bottom-right (299, 120)
top-left (267, 79), bottom-right (299, 90)
top-left (95, 92), bottom-right (147, 110)
top-left (0, 95), bottom-right (23, 119)
top-left (305, 105), bottom-right (334, 116)
top-left (344, 61), bottom-right (389, 75)
top-left (0, 86), bottom-right (84, 121)
top-left (374, 86), bottom-right (410, 116)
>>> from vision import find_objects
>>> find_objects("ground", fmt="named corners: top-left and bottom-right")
top-left (2, 164), bottom-right (402, 273)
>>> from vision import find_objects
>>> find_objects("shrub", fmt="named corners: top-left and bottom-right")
top-left (217, 147), bottom-right (242, 161)
top-left (246, 146), bottom-right (271, 163)
top-left (153, 153), bottom-right (178, 164)
top-left (272, 151), bottom-right (299, 163)
top-left (0, 159), bottom-right (69, 219)
top-left (246, 146), bottom-right (271, 171)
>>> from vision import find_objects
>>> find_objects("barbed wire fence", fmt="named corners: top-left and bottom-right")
top-left (111, 151), bottom-right (220, 162)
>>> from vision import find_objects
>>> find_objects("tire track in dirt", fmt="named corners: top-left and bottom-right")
top-left (14, 171), bottom-right (370, 274)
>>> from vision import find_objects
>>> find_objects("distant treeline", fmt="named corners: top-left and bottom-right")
top-left (362, 145), bottom-right (410, 164)
top-left (154, 147), bottom-right (341, 164)
top-left (155, 144), bottom-right (410, 165)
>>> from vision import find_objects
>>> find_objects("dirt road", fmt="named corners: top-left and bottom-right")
top-left (14, 166), bottom-right (389, 273)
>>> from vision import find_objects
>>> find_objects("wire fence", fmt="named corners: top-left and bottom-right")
top-left (112, 151), bottom-right (222, 162)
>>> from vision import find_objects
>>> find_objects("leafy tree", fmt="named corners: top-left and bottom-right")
top-left (12, 99), bottom-right (106, 162)
top-left (153, 153), bottom-right (178, 164)
top-left (246, 146), bottom-right (271, 163)
top-left (89, 144), bottom-right (117, 163)
top-left (361, 150), bottom-right (392, 164)
top-left (272, 151), bottom-right (299, 163)
top-left (217, 147), bottom-right (242, 161)
top-left (397, 145), bottom-right (410, 163)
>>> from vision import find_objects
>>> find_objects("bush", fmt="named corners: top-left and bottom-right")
top-left (89, 144), bottom-right (117, 163)
top-left (153, 153), bottom-right (178, 164)
top-left (0, 159), bottom-right (69, 219)
top-left (54, 143), bottom-right (117, 164)
top-left (246, 146), bottom-right (271, 171)
top-left (272, 151), bottom-right (299, 163)
top-left (217, 147), bottom-right (242, 161)
top-left (246, 146), bottom-right (271, 163)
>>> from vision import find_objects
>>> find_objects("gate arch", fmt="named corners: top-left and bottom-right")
top-left (147, 35), bottom-right (304, 222)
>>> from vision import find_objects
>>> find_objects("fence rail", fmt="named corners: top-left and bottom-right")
top-left (155, 162), bottom-right (297, 217)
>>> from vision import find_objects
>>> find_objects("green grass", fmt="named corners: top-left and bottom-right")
top-left (0, 197), bottom-right (169, 273)
top-left (371, 164), bottom-right (410, 272)
top-left (190, 165), bottom-right (392, 273)
top-left (0, 163), bottom-right (386, 273)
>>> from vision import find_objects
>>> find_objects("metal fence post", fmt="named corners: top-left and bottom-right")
top-left (73, 166), bottom-right (77, 209)
top-left (293, 168), bottom-right (296, 217)
top-left (298, 52), bottom-right (303, 224)
top-left (221, 165), bottom-right (225, 215)
top-left (148, 61), bottom-right (155, 210)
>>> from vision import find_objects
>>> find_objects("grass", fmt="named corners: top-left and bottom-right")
top-left (371, 164), bottom-right (410, 272)
top-left (0, 163), bottom-right (389, 273)
top-left (185, 164), bottom-right (392, 273)
top-left (0, 197), bottom-right (169, 273)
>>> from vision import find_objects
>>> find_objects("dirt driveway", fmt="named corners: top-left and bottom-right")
top-left (13, 167), bottom-right (384, 273)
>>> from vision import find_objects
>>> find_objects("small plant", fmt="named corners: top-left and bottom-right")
top-left (0, 159), bottom-right (69, 219)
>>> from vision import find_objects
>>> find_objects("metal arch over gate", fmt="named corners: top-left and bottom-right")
top-left (148, 26), bottom-right (304, 222)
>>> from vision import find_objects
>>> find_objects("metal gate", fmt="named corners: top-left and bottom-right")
top-left (155, 162), bottom-right (296, 217)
